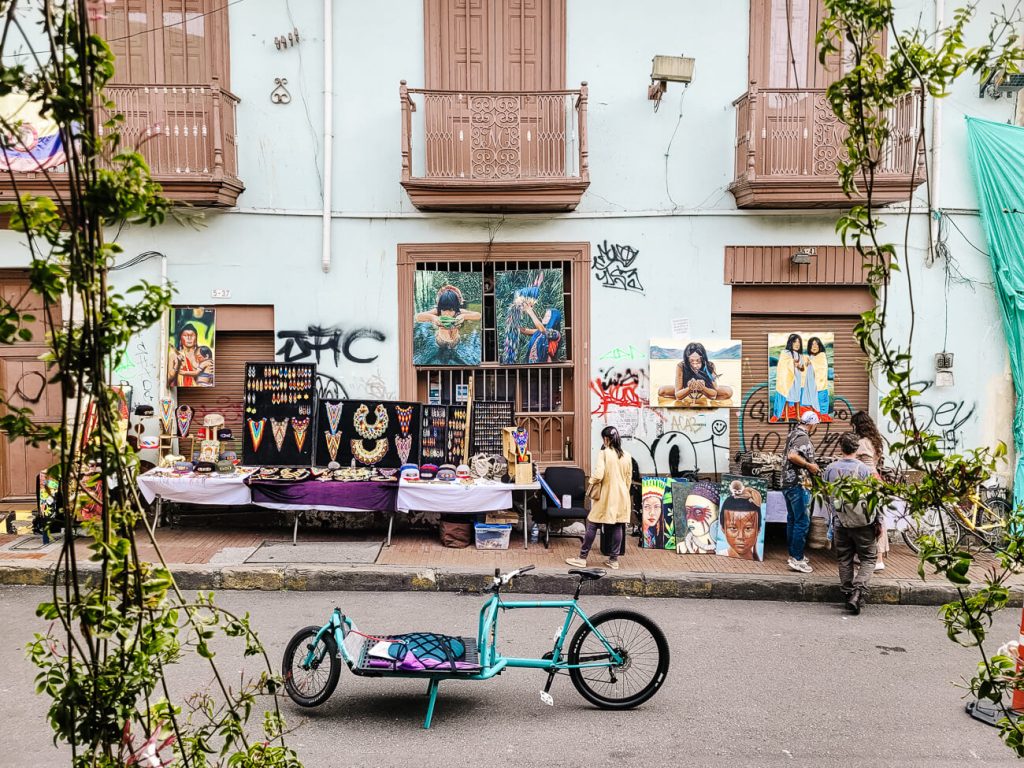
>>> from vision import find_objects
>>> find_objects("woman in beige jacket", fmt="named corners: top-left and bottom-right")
top-left (566, 426), bottom-right (634, 570)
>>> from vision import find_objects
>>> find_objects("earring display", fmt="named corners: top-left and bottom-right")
top-left (243, 361), bottom-right (315, 466)
top-left (419, 404), bottom-right (474, 465)
top-left (314, 399), bottom-right (421, 469)
top-left (470, 400), bottom-right (514, 456)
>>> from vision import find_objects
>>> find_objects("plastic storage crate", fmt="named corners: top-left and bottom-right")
top-left (474, 523), bottom-right (512, 550)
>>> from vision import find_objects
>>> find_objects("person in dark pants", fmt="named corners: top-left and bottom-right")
top-left (783, 411), bottom-right (820, 573)
top-left (823, 432), bottom-right (877, 615)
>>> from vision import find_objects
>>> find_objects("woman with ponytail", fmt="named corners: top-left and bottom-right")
top-left (566, 426), bottom-right (633, 570)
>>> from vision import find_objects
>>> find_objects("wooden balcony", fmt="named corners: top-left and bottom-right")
top-left (0, 81), bottom-right (243, 208)
top-left (400, 82), bottom-right (589, 212)
top-left (729, 85), bottom-right (924, 208)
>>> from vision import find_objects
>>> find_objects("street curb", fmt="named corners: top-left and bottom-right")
top-left (0, 561), bottom-right (1019, 606)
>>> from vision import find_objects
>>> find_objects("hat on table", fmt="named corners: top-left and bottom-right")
top-left (203, 413), bottom-right (225, 427)
top-left (437, 464), bottom-right (457, 481)
top-left (419, 463), bottom-right (438, 480)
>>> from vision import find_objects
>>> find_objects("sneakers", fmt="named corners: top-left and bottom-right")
top-left (874, 561), bottom-right (886, 571)
top-left (604, 559), bottom-right (620, 570)
top-left (565, 557), bottom-right (587, 568)
top-left (787, 556), bottom-right (813, 574)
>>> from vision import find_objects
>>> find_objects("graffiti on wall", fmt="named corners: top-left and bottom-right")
top-left (738, 382), bottom-right (854, 456)
top-left (113, 338), bottom-right (156, 405)
top-left (590, 365), bottom-right (649, 416)
top-left (277, 323), bottom-right (389, 400)
top-left (593, 240), bottom-right (645, 293)
top-left (599, 345), bottom-right (644, 361)
top-left (885, 380), bottom-right (976, 451)
top-left (595, 406), bottom-right (729, 476)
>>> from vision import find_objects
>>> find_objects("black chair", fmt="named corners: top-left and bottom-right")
top-left (536, 466), bottom-right (588, 548)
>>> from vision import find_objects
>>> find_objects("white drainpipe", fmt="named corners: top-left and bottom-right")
top-left (321, 0), bottom-right (334, 273)
top-left (158, 251), bottom-right (169, 398)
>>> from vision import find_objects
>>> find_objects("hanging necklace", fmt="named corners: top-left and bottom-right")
top-left (354, 404), bottom-right (388, 439)
top-left (352, 438), bottom-right (388, 465)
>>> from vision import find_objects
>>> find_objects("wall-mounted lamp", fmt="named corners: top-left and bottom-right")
top-left (650, 55), bottom-right (695, 111)
top-left (791, 247), bottom-right (816, 265)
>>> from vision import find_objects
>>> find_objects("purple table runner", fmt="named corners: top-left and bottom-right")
top-left (246, 478), bottom-right (398, 512)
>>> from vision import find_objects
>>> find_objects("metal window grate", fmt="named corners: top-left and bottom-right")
top-left (414, 259), bottom-right (575, 464)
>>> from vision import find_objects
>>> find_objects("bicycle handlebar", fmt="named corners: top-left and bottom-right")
top-left (493, 565), bottom-right (536, 587)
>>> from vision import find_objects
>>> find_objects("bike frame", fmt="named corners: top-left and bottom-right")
top-left (300, 587), bottom-right (624, 728)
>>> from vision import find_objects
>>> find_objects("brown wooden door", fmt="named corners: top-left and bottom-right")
top-left (0, 273), bottom-right (62, 504)
top-left (100, 0), bottom-right (226, 84)
top-left (423, 0), bottom-right (566, 179)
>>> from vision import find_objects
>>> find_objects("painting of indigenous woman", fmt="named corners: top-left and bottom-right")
top-left (640, 477), bottom-right (674, 550)
top-left (650, 339), bottom-right (741, 408)
top-left (413, 271), bottom-right (483, 366)
top-left (495, 269), bottom-right (565, 365)
top-left (167, 307), bottom-right (215, 388)
top-left (673, 479), bottom-right (721, 554)
top-left (715, 475), bottom-right (767, 561)
top-left (767, 332), bottom-right (834, 422)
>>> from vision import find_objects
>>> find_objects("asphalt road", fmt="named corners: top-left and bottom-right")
top-left (0, 585), bottom-right (1020, 768)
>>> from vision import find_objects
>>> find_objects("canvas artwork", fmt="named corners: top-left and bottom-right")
top-left (495, 268), bottom-right (565, 365)
top-left (168, 307), bottom-right (216, 388)
top-left (640, 477), bottom-right (674, 550)
top-left (316, 399), bottom-right (421, 469)
top-left (413, 271), bottom-right (483, 366)
top-left (673, 479), bottom-right (722, 555)
top-left (767, 332), bottom-right (834, 422)
top-left (650, 338), bottom-right (741, 408)
top-left (715, 474), bottom-right (767, 561)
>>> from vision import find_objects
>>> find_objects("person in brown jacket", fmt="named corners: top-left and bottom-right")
top-left (566, 426), bottom-right (633, 570)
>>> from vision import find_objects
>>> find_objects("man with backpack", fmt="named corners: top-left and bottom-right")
top-left (823, 431), bottom-right (878, 615)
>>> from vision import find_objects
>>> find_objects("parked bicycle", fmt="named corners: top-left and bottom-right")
top-left (281, 565), bottom-right (670, 728)
top-left (899, 487), bottom-right (1012, 554)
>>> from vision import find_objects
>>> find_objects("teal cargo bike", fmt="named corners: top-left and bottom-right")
top-left (281, 565), bottom-right (670, 728)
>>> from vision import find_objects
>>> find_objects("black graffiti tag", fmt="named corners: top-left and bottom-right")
top-left (886, 380), bottom-right (975, 450)
top-left (738, 382), bottom-right (853, 456)
top-left (315, 372), bottom-right (350, 400)
top-left (276, 325), bottom-right (386, 366)
top-left (593, 240), bottom-right (645, 293)
top-left (624, 418), bottom-right (730, 477)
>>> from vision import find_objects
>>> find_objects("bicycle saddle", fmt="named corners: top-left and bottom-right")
top-left (569, 568), bottom-right (606, 580)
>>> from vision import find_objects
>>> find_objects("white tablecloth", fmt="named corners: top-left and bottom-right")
top-left (396, 479), bottom-right (538, 514)
top-left (137, 470), bottom-right (254, 506)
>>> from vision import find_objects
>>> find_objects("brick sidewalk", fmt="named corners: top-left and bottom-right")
top-left (0, 526), bottom-right (999, 585)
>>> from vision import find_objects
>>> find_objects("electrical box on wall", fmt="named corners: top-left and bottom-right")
top-left (935, 352), bottom-right (954, 387)
top-left (651, 55), bottom-right (695, 83)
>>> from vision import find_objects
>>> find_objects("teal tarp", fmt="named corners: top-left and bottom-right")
top-left (966, 117), bottom-right (1024, 509)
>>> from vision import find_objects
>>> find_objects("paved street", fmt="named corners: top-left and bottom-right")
top-left (0, 584), bottom-right (1020, 767)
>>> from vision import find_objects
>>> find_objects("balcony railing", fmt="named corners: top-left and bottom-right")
top-left (400, 82), bottom-right (589, 212)
top-left (730, 85), bottom-right (924, 208)
top-left (0, 80), bottom-right (243, 207)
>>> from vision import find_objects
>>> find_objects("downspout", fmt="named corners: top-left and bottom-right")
top-left (158, 252), bottom-right (169, 398)
top-left (928, 0), bottom-right (944, 261)
top-left (321, 0), bottom-right (334, 273)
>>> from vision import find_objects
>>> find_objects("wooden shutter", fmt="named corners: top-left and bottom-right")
top-left (0, 272), bottom-right (62, 503)
top-left (730, 313), bottom-right (869, 456)
top-left (175, 331), bottom-right (274, 456)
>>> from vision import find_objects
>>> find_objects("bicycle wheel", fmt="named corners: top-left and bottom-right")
top-left (900, 506), bottom-right (962, 553)
top-left (567, 609), bottom-right (669, 709)
top-left (282, 625), bottom-right (341, 708)
top-left (962, 497), bottom-right (1012, 552)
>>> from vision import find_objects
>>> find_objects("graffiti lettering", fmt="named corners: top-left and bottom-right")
top-left (596, 406), bottom-right (729, 476)
top-left (361, 372), bottom-right (396, 401)
top-left (599, 345), bottom-right (643, 361)
top-left (590, 366), bottom-right (648, 416)
top-left (886, 380), bottom-right (975, 451)
top-left (593, 240), bottom-right (645, 293)
top-left (315, 372), bottom-right (350, 400)
top-left (738, 382), bottom-right (853, 456)
top-left (276, 325), bottom-right (386, 366)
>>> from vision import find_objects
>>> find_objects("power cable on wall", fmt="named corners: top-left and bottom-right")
top-left (285, 0), bottom-right (323, 196)
top-left (663, 85), bottom-right (689, 210)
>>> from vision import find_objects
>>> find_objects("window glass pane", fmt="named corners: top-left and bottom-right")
top-left (768, 0), bottom-right (810, 88)
top-left (163, 0), bottom-right (208, 82)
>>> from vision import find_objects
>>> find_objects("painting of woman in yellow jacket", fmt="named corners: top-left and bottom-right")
top-left (771, 333), bottom-right (808, 422)
top-left (805, 336), bottom-right (831, 416)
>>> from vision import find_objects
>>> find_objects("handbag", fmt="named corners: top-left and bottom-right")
top-left (586, 479), bottom-right (602, 502)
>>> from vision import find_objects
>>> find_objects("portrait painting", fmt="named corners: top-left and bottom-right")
top-left (767, 332), bottom-right (834, 422)
top-left (495, 268), bottom-right (565, 365)
top-left (673, 479), bottom-right (722, 555)
top-left (650, 338), bottom-right (741, 408)
top-left (168, 307), bottom-right (216, 388)
top-left (640, 477), bottom-right (674, 550)
top-left (715, 474), bottom-right (767, 561)
top-left (413, 271), bottom-right (483, 366)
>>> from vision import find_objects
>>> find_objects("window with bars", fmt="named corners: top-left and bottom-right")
top-left (398, 243), bottom-right (591, 470)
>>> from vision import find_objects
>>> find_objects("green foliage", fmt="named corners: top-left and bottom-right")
top-left (815, 0), bottom-right (1024, 752)
top-left (0, 3), bottom-right (302, 766)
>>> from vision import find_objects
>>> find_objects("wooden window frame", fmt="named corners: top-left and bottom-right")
top-left (397, 242), bottom-right (591, 471)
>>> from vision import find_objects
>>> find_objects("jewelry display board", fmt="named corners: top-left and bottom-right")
top-left (317, 399), bottom-right (421, 469)
top-left (420, 404), bottom-right (470, 465)
top-left (470, 400), bottom-right (514, 456)
top-left (242, 362), bottom-right (315, 466)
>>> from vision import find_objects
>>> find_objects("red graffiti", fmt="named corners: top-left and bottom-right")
top-left (590, 367), bottom-right (647, 416)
